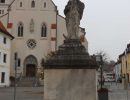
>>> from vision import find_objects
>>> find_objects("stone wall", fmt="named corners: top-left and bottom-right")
top-left (44, 69), bottom-right (97, 100)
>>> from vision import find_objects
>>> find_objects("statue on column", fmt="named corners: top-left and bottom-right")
top-left (64, 0), bottom-right (85, 39)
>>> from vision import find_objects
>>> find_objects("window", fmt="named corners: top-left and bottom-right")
top-left (31, 0), bottom-right (35, 8)
top-left (0, 0), bottom-right (5, 3)
top-left (3, 54), bottom-right (7, 63)
top-left (3, 37), bottom-right (6, 44)
top-left (0, 10), bottom-right (4, 14)
top-left (44, 2), bottom-right (46, 8)
top-left (2, 10), bottom-right (4, 14)
top-left (27, 39), bottom-right (37, 49)
top-left (20, 2), bottom-right (22, 7)
top-left (18, 58), bottom-right (21, 67)
top-left (30, 19), bottom-right (34, 33)
top-left (18, 22), bottom-right (23, 37)
top-left (1, 72), bottom-right (5, 83)
top-left (0, 52), bottom-right (1, 63)
top-left (41, 23), bottom-right (47, 37)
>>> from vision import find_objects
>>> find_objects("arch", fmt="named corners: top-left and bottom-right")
top-left (24, 55), bottom-right (38, 77)
top-left (31, 0), bottom-right (35, 8)
top-left (41, 23), bottom-right (47, 37)
top-left (18, 22), bottom-right (23, 37)
top-left (24, 55), bottom-right (38, 65)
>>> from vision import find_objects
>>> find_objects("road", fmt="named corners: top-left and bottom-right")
top-left (0, 87), bottom-right (43, 100)
top-left (108, 82), bottom-right (130, 100)
top-left (0, 83), bottom-right (130, 100)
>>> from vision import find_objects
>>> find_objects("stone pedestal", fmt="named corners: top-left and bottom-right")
top-left (44, 69), bottom-right (97, 100)
top-left (44, 39), bottom-right (98, 100)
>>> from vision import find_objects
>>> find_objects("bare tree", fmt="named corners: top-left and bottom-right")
top-left (94, 51), bottom-right (115, 72)
top-left (95, 51), bottom-right (109, 63)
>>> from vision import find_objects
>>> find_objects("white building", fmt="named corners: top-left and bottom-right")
top-left (114, 61), bottom-right (121, 82)
top-left (0, 21), bottom-right (13, 87)
top-left (0, 0), bottom-right (88, 78)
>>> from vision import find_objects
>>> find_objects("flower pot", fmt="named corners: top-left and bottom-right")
top-left (98, 88), bottom-right (108, 100)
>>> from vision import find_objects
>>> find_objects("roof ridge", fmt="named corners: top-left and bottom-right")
top-left (0, 21), bottom-right (14, 39)
top-left (0, 21), bottom-right (8, 32)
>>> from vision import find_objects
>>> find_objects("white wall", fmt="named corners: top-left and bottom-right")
top-left (0, 32), bottom-right (11, 86)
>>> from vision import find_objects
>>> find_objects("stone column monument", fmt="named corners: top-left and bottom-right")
top-left (44, 0), bottom-right (98, 100)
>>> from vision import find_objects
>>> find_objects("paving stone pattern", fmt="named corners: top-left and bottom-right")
top-left (0, 87), bottom-right (43, 100)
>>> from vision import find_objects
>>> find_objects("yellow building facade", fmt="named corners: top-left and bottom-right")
top-left (120, 43), bottom-right (130, 82)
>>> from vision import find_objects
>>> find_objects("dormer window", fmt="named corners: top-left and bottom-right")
top-left (31, 0), bottom-right (35, 8)
top-left (44, 2), bottom-right (46, 8)
top-left (0, 0), bottom-right (5, 3)
top-left (20, 2), bottom-right (22, 7)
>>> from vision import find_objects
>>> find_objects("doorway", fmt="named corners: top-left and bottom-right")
top-left (26, 64), bottom-right (36, 77)
top-left (24, 55), bottom-right (38, 77)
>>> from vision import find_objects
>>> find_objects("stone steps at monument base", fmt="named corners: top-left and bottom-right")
top-left (17, 78), bottom-right (40, 87)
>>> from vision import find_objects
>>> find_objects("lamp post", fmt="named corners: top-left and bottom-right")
top-left (96, 55), bottom-right (108, 100)
top-left (14, 52), bottom-right (18, 100)
top-left (96, 55), bottom-right (103, 89)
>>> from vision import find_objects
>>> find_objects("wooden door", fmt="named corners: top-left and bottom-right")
top-left (26, 64), bottom-right (36, 77)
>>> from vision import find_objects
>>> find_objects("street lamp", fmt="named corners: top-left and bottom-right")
top-left (14, 52), bottom-right (18, 100)
top-left (96, 55), bottom-right (103, 89)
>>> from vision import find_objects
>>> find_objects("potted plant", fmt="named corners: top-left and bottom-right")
top-left (98, 88), bottom-right (108, 100)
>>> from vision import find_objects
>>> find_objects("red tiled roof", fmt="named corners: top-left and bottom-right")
top-left (0, 21), bottom-right (14, 39)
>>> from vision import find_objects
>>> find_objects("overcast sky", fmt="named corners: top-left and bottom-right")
top-left (53, 0), bottom-right (130, 61)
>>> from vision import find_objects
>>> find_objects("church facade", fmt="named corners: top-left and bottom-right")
top-left (0, 0), bottom-right (88, 78)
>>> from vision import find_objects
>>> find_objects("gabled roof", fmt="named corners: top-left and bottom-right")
top-left (119, 52), bottom-right (125, 58)
top-left (50, 0), bottom-right (56, 7)
top-left (0, 21), bottom-right (14, 39)
top-left (127, 43), bottom-right (130, 48)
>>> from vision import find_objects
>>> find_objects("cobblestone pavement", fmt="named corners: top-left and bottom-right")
top-left (107, 82), bottom-right (130, 100)
top-left (109, 89), bottom-right (130, 100)
top-left (1, 83), bottom-right (130, 100)
top-left (0, 87), bottom-right (43, 100)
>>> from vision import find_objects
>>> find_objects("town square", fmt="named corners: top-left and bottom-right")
top-left (0, 0), bottom-right (130, 100)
